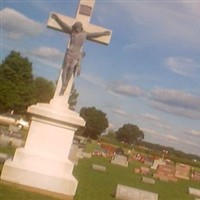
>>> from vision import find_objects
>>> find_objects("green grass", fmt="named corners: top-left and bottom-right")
top-left (84, 141), bottom-right (98, 153)
top-left (0, 182), bottom-right (57, 200)
top-left (0, 149), bottom-right (200, 200)
top-left (73, 157), bottom-right (200, 200)
top-left (0, 146), bottom-right (16, 156)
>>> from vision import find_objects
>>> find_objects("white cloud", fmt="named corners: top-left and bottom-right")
top-left (141, 128), bottom-right (177, 143)
top-left (141, 128), bottom-right (168, 143)
top-left (107, 81), bottom-right (144, 97)
top-left (151, 101), bottom-right (200, 120)
top-left (165, 57), bottom-right (199, 77)
top-left (140, 113), bottom-right (171, 130)
top-left (114, 1), bottom-right (200, 48)
top-left (20, 47), bottom-right (64, 69)
top-left (112, 108), bottom-right (129, 117)
top-left (141, 113), bottom-right (160, 121)
top-left (165, 134), bottom-right (179, 142)
top-left (142, 128), bottom-right (160, 137)
top-left (151, 88), bottom-right (200, 110)
top-left (183, 129), bottom-right (200, 137)
top-left (29, 47), bottom-right (63, 60)
top-left (80, 74), bottom-right (106, 89)
top-left (30, 57), bottom-right (61, 69)
top-left (149, 88), bottom-right (200, 119)
top-left (1, 8), bottom-right (44, 40)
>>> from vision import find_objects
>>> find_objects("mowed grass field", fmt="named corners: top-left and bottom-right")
top-left (1, 156), bottom-right (200, 200)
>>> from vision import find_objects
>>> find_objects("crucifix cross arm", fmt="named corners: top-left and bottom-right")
top-left (86, 30), bottom-right (110, 39)
top-left (50, 13), bottom-right (111, 41)
top-left (47, 16), bottom-right (112, 45)
top-left (51, 13), bottom-right (72, 34)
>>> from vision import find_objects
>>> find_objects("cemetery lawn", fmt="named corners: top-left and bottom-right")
top-left (0, 181), bottom-right (57, 200)
top-left (73, 157), bottom-right (200, 200)
top-left (1, 156), bottom-right (200, 200)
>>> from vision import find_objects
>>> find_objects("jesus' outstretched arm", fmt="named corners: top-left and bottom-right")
top-left (51, 13), bottom-right (72, 33)
top-left (87, 31), bottom-right (110, 39)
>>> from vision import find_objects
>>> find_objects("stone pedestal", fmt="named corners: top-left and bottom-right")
top-left (1, 96), bottom-right (85, 198)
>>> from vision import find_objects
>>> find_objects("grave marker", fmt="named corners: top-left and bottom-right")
top-left (142, 177), bottom-right (155, 184)
top-left (175, 163), bottom-right (191, 180)
top-left (188, 188), bottom-right (200, 198)
top-left (111, 154), bottom-right (128, 167)
top-left (115, 184), bottom-right (158, 200)
top-left (154, 164), bottom-right (177, 182)
top-left (92, 164), bottom-right (106, 172)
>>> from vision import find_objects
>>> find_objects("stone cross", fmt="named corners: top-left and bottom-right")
top-left (47, 0), bottom-right (112, 104)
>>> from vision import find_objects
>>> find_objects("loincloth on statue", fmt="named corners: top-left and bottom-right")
top-left (62, 48), bottom-right (85, 69)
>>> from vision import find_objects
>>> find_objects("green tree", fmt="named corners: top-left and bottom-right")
top-left (77, 107), bottom-right (109, 140)
top-left (32, 77), bottom-right (55, 104)
top-left (116, 123), bottom-right (144, 145)
top-left (99, 129), bottom-right (119, 145)
top-left (0, 51), bottom-right (34, 113)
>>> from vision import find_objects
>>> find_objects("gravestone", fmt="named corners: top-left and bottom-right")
top-left (0, 134), bottom-right (24, 147)
top-left (76, 148), bottom-right (84, 159)
top-left (111, 154), bottom-right (128, 167)
top-left (92, 164), bottom-right (106, 172)
top-left (154, 164), bottom-right (177, 182)
top-left (175, 163), bottom-right (191, 180)
top-left (1, 0), bottom-right (111, 198)
top-left (140, 166), bottom-right (150, 175)
top-left (115, 184), bottom-right (158, 200)
top-left (142, 177), bottom-right (155, 184)
top-left (188, 188), bottom-right (200, 197)
top-left (151, 159), bottom-right (166, 170)
top-left (82, 152), bottom-right (92, 158)
top-left (191, 170), bottom-right (200, 181)
top-left (144, 157), bottom-right (154, 166)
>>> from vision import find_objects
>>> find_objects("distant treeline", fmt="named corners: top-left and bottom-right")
top-left (137, 141), bottom-right (200, 168)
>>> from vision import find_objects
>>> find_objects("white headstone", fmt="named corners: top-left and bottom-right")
top-left (142, 177), bottom-right (155, 184)
top-left (116, 184), bottom-right (158, 200)
top-left (189, 188), bottom-right (200, 197)
top-left (111, 154), bottom-right (128, 167)
top-left (92, 164), bottom-right (106, 172)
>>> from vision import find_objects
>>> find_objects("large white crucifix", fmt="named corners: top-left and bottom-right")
top-left (47, 0), bottom-right (112, 104)
top-left (0, 1), bottom-right (111, 196)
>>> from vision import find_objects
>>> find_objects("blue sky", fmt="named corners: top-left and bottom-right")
top-left (1, 0), bottom-right (200, 156)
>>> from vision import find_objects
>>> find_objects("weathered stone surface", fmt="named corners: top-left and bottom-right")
top-left (188, 187), bottom-right (200, 197)
top-left (111, 154), bottom-right (128, 167)
top-left (116, 184), bottom-right (158, 200)
top-left (92, 164), bottom-right (106, 172)
top-left (142, 177), bottom-right (155, 184)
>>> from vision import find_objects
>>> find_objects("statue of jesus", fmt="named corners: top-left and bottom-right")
top-left (52, 13), bottom-right (111, 95)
